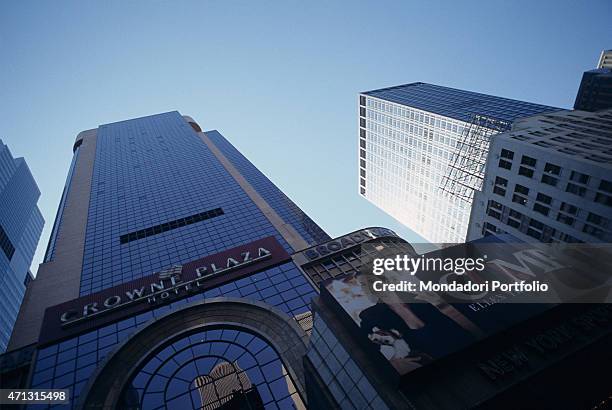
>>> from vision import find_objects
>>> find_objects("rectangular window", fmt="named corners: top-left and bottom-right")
top-left (541, 174), bottom-right (558, 187)
top-left (509, 209), bottom-right (522, 219)
top-left (560, 202), bottom-right (578, 215)
top-left (493, 186), bottom-right (506, 197)
top-left (529, 219), bottom-right (544, 230)
top-left (587, 212), bottom-right (605, 226)
top-left (557, 213), bottom-right (575, 226)
top-left (595, 193), bottom-right (612, 207)
top-left (536, 193), bottom-right (552, 205)
top-left (533, 203), bottom-right (550, 216)
top-left (487, 209), bottom-right (502, 220)
top-left (359, 138), bottom-right (366, 149)
top-left (500, 149), bottom-right (514, 160)
top-left (0, 224), bottom-right (15, 261)
top-left (544, 163), bottom-right (561, 175)
top-left (512, 194), bottom-right (528, 206)
top-left (507, 219), bottom-right (521, 229)
top-left (566, 183), bottom-right (586, 197)
top-left (498, 159), bottom-right (512, 170)
top-left (521, 155), bottom-right (537, 167)
top-left (583, 224), bottom-right (605, 239)
top-left (120, 208), bottom-right (224, 244)
top-left (489, 200), bottom-right (503, 211)
top-left (494, 176), bottom-right (508, 187)
top-left (570, 171), bottom-right (590, 185)
top-left (526, 228), bottom-right (542, 240)
top-left (360, 168), bottom-right (366, 178)
top-left (514, 184), bottom-right (529, 195)
top-left (599, 179), bottom-right (612, 194)
top-left (518, 166), bottom-right (534, 178)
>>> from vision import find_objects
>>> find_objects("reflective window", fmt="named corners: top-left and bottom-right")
top-left (118, 328), bottom-right (302, 410)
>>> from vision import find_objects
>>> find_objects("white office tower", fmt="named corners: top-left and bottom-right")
top-left (358, 83), bottom-right (558, 244)
top-left (468, 108), bottom-right (612, 243)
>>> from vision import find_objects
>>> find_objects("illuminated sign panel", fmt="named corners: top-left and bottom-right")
top-left (39, 236), bottom-right (290, 346)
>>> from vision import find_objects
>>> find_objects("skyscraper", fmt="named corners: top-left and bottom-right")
top-left (597, 49), bottom-right (612, 69)
top-left (358, 83), bottom-right (560, 244)
top-left (5, 111), bottom-right (333, 407)
top-left (574, 66), bottom-right (612, 112)
top-left (468, 108), bottom-right (612, 243)
top-left (0, 140), bottom-right (44, 352)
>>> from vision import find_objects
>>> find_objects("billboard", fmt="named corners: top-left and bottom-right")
top-left (321, 237), bottom-right (612, 377)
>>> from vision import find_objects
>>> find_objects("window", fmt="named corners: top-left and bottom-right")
top-left (599, 179), bottom-right (612, 193)
top-left (507, 219), bottom-right (521, 229)
top-left (514, 184), bottom-right (529, 195)
top-left (493, 186), bottom-right (506, 197)
top-left (119, 208), bottom-right (224, 244)
top-left (566, 183), bottom-right (586, 197)
top-left (536, 193), bottom-right (552, 205)
top-left (586, 212), bottom-right (610, 229)
top-left (557, 213), bottom-right (575, 226)
top-left (533, 203), bottom-right (550, 216)
top-left (498, 159), bottom-right (512, 170)
top-left (527, 228), bottom-right (542, 240)
top-left (0, 224), bottom-right (15, 261)
top-left (570, 171), bottom-right (590, 185)
top-left (500, 149), bottom-right (514, 160)
top-left (595, 193), bottom-right (612, 206)
top-left (529, 219), bottom-right (544, 230)
top-left (487, 209), bottom-right (502, 220)
top-left (360, 168), bottom-right (366, 178)
top-left (512, 194), bottom-right (528, 206)
top-left (484, 222), bottom-right (498, 233)
top-left (518, 166), bottom-right (534, 178)
top-left (495, 176), bottom-right (508, 187)
top-left (560, 202), bottom-right (578, 215)
top-left (489, 200), bottom-right (503, 211)
top-left (583, 224), bottom-right (605, 240)
top-left (521, 155), bottom-right (537, 167)
top-left (544, 163), bottom-right (561, 175)
top-left (509, 209), bottom-right (522, 219)
top-left (541, 174), bottom-right (558, 187)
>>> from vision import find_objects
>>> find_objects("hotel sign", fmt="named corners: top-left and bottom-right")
top-left (39, 236), bottom-right (290, 346)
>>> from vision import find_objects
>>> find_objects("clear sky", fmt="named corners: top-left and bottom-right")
top-left (1, 1), bottom-right (610, 275)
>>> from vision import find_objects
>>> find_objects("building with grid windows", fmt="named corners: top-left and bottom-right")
top-left (468, 108), bottom-right (612, 243)
top-left (2, 112), bottom-right (336, 408)
top-left (358, 82), bottom-right (560, 244)
top-left (0, 140), bottom-right (44, 353)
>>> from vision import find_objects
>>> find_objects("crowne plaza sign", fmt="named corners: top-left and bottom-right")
top-left (39, 236), bottom-right (290, 346)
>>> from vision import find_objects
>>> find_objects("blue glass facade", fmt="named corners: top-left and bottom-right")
top-left (363, 82), bottom-right (560, 123)
top-left (25, 112), bottom-right (325, 409)
top-left (29, 261), bottom-right (316, 408)
top-left (0, 140), bottom-right (44, 352)
top-left (79, 112), bottom-right (324, 295)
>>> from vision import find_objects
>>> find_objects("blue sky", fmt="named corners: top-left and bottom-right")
top-left (1, 1), bottom-right (610, 274)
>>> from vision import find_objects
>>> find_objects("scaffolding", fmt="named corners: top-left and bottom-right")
top-left (439, 114), bottom-right (512, 202)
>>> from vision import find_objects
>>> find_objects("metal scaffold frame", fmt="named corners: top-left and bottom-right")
top-left (439, 114), bottom-right (512, 202)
